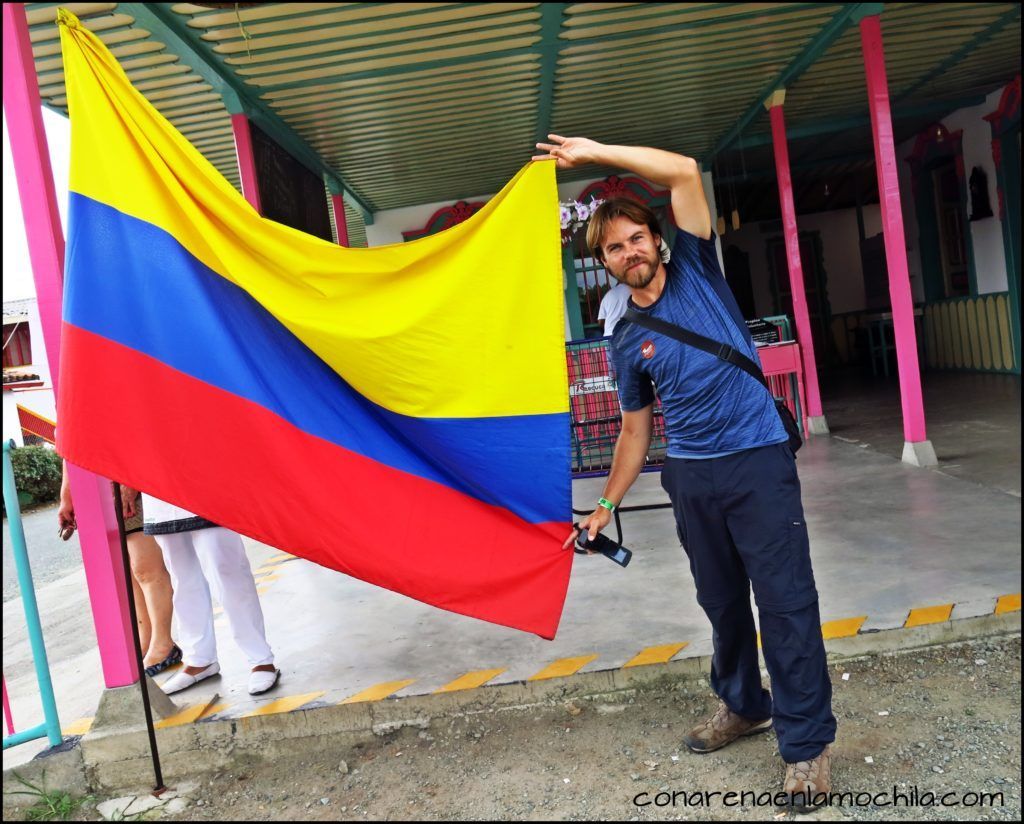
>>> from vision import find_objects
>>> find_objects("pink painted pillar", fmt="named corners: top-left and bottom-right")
top-left (860, 15), bottom-right (936, 466)
top-left (767, 95), bottom-right (828, 434)
top-left (330, 193), bottom-right (349, 246)
top-left (3, 2), bottom-right (139, 686)
top-left (230, 112), bottom-right (261, 213)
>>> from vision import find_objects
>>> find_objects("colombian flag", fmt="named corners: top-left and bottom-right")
top-left (55, 11), bottom-right (572, 638)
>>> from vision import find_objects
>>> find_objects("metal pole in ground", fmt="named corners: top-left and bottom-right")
top-left (1, 440), bottom-right (62, 749)
top-left (111, 483), bottom-right (166, 794)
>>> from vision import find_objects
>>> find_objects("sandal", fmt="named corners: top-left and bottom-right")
top-left (144, 644), bottom-right (182, 678)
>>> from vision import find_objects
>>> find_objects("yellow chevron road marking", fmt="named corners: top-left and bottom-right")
top-left (155, 697), bottom-right (220, 729)
top-left (821, 616), bottom-right (867, 639)
top-left (623, 643), bottom-right (688, 668)
top-left (995, 593), bottom-right (1021, 614)
top-left (434, 669), bottom-right (506, 693)
top-left (254, 564), bottom-right (287, 575)
top-left (266, 553), bottom-right (296, 564)
top-left (242, 691), bottom-right (325, 718)
top-left (197, 702), bottom-right (230, 721)
top-left (252, 573), bottom-right (279, 583)
top-left (340, 680), bottom-right (415, 704)
top-left (528, 655), bottom-right (598, 681)
top-left (904, 604), bottom-right (953, 628)
top-left (62, 717), bottom-right (93, 736)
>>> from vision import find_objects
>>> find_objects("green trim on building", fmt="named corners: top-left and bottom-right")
top-left (563, 245), bottom-right (585, 341)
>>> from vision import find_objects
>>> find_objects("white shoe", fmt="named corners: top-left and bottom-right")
top-left (161, 662), bottom-right (220, 695)
top-left (248, 667), bottom-right (280, 696)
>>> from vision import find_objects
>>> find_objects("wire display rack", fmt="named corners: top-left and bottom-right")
top-left (565, 337), bottom-right (667, 478)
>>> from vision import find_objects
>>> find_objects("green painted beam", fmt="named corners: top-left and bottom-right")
top-left (894, 6), bottom-right (1021, 102)
top-left (118, 3), bottom-right (241, 109)
top-left (727, 96), bottom-right (987, 149)
top-left (533, 3), bottom-right (567, 146)
top-left (119, 2), bottom-right (375, 222)
top-left (703, 3), bottom-right (884, 165)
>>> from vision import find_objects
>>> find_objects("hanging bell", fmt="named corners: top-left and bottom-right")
top-left (716, 215), bottom-right (727, 236)
top-left (731, 209), bottom-right (741, 231)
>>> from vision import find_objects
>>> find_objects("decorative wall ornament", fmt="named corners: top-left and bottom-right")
top-left (401, 200), bottom-right (485, 241)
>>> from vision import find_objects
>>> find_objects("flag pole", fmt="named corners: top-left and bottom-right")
top-left (111, 483), bottom-right (166, 794)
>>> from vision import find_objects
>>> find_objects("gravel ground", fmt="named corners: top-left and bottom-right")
top-left (7, 633), bottom-right (1020, 821)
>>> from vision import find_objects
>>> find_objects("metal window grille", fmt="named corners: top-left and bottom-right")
top-left (566, 338), bottom-right (667, 477)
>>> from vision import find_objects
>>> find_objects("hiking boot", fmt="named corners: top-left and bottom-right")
top-left (681, 700), bottom-right (772, 754)
top-left (780, 745), bottom-right (832, 813)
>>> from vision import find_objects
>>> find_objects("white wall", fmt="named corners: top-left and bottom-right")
top-left (719, 204), bottom-right (882, 318)
top-left (896, 86), bottom-right (1010, 298)
top-left (2, 391), bottom-right (24, 446)
top-left (929, 87), bottom-right (1009, 295)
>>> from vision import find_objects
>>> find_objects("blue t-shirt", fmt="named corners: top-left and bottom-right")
top-left (609, 228), bottom-right (787, 458)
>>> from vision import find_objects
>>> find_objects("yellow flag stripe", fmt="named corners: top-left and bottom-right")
top-left (59, 14), bottom-right (566, 419)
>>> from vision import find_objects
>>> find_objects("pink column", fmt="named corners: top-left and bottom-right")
top-left (3, 2), bottom-right (138, 686)
top-left (767, 95), bottom-right (828, 434)
top-left (331, 193), bottom-right (349, 247)
top-left (230, 112), bottom-right (261, 213)
top-left (860, 15), bottom-right (936, 465)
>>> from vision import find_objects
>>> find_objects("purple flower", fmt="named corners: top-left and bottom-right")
top-left (575, 202), bottom-right (589, 221)
top-left (560, 205), bottom-right (572, 229)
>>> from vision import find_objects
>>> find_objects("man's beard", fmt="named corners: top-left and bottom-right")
top-left (612, 253), bottom-right (659, 289)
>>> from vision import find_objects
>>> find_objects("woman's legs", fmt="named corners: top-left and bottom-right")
top-left (130, 572), bottom-right (151, 654)
top-left (127, 531), bottom-right (176, 667)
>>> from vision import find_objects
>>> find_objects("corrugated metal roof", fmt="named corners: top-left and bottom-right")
top-left (22, 2), bottom-right (1021, 229)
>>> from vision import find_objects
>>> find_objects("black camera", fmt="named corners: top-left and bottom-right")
top-left (573, 523), bottom-right (632, 568)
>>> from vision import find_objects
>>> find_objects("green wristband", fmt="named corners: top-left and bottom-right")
top-left (598, 497), bottom-right (617, 512)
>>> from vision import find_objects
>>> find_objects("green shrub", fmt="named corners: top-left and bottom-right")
top-left (8, 445), bottom-right (63, 510)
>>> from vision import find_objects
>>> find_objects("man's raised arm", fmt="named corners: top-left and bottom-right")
top-left (534, 134), bottom-right (711, 240)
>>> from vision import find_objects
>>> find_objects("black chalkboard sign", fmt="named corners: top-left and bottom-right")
top-left (745, 318), bottom-right (782, 347)
top-left (250, 123), bottom-right (333, 242)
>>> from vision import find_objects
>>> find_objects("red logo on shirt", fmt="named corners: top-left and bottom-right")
top-left (640, 340), bottom-right (655, 359)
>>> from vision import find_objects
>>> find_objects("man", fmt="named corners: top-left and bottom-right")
top-left (535, 135), bottom-right (835, 811)
top-left (597, 281), bottom-right (631, 337)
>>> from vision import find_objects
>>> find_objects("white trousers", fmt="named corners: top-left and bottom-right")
top-left (154, 527), bottom-right (274, 668)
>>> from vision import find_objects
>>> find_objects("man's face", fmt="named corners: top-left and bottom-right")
top-left (599, 216), bottom-right (662, 289)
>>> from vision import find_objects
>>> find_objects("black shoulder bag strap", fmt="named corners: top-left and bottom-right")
top-left (621, 307), bottom-right (802, 452)
top-left (623, 308), bottom-right (769, 388)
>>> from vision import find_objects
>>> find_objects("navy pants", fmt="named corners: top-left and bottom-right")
top-left (661, 442), bottom-right (835, 762)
